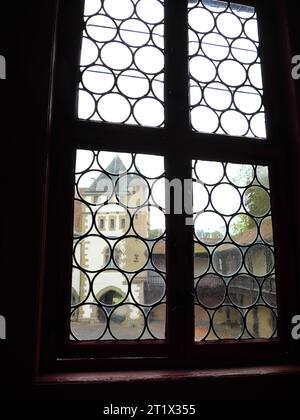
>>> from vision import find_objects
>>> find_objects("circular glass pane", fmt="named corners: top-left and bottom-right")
top-left (133, 98), bottom-right (164, 127)
top-left (136, 0), bottom-right (164, 24)
top-left (77, 171), bottom-right (114, 204)
top-left (190, 81), bottom-right (202, 106)
top-left (190, 56), bottom-right (217, 83)
top-left (104, 0), bottom-right (134, 20)
top-left (135, 154), bottom-right (164, 178)
top-left (195, 160), bottom-right (224, 185)
top-left (75, 150), bottom-right (95, 173)
top-left (234, 86), bottom-right (262, 114)
top-left (84, 0), bottom-right (102, 16)
top-left (191, 106), bottom-right (219, 133)
top-left (152, 24), bottom-right (164, 49)
top-left (211, 184), bottom-right (241, 216)
top-left (86, 15), bottom-right (117, 42)
top-left (82, 65), bottom-right (115, 95)
top-left (228, 275), bottom-right (259, 309)
top-left (147, 304), bottom-right (166, 339)
top-left (189, 7), bottom-right (215, 33)
top-left (231, 38), bottom-right (258, 64)
top-left (74, 236), bottom-right (111, 272)
top-left (133, 206), bottom-right (165, 240)
top-left (116, 173), bottom-right (150, 208)
top-left (194, 305), bottom-right (211, 341)
top-left (189, 29), bottom-right (199, 55)
top-left (95, 204), bottom-right (131, 238)
top-left (244, 19), bottom-right (259, 42)
top-left (113, 237), bottom-right (149, 272)
top-left (213, 306), bottom-right (244, 339)
top-left (248, 63), bottom-right (263, 89)
top-left (250, 113), bottom-right (267, 138)
top-left (151, 239), bottom-right (166, 272)
top-left (246, 243), bottom-right (272, 278)
top-left (109, 304), bottom-right (145, 340)
top-left (260, 217), bottom-right (273, 245)
top-left (117, 69), bottom-right (149, 98)
top-left (194, 212), bottom-right (226, 245)
top-left (194, 243), bottom-right (210, 277)
top-left (151, 177), bottom-right (166, 209)
top-left (217, 12), bottom-right (242, 38)
top-left (196, 274), bottom-right (226, 309)
top-left (212, 244), bottom-right (243, 276)
top-left (120, 19), bottom-right (150, 46)
top-left (218, 60), bottom-right (247, 86)
top-left (71, 304), bottom-right (107, 340)
top-left (256, 166), bottom-right (270, 189)
top-left (131, 270), bottom-right (166, 305)
top-left (93, 270), bottom-right (128, 305)
top-left (134, 46), bottom-right (164, 74)
top-left (193, 181), bottom-right (209, 213)
top-left (229, 214), bottom-right (258, 246)
top-left (262, 275), bottom-right (277, 308)
top-left (101, 42), bottom-right (132, 70)
top-left (98, 93), bottom-right (131, 123)
top-left (243, 186), bottom-right (270, 217)
top-left (78, 90), bottom-right (95, 119)
top-left (152, 73), bottom-right (164, 101)
top-left (202, 33), bottom-right (229, 61)
top-left (226, 163), bottom-right (254, 187)
top-left (80, 38), bottom-right (98, 66)
top-left (204, 82), bottom-right (232, 111)
top-left (246, 306), bottom-right (276, 339)
top-left (221, 110), bottom-right (249, 136)
top-left (245, 244), bottom-right (274, 277)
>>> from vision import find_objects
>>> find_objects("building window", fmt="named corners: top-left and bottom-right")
top-left (99, 218), bottom-right (105, 230)
top-left (109, 218), bottom-right (115, 230)
top-left (42, 0), bottom-right (298, 370)
top-left (120, 218), bottom-right (126, 229)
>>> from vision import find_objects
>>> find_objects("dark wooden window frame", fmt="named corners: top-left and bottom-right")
top-left (38, 0), bottom-right (300, 374)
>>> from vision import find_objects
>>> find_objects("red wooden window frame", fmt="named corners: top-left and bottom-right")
top-left (38, 0), bottom-right (300, 374)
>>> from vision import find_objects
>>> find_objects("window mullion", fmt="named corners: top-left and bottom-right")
top-left (165, 0), bottom-right (189, 134)
top-left (164, 0), bottom-right (194, 359)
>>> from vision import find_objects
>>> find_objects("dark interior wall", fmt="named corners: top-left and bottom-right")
top-left (1, 0), bottom-right (300, 400)
top-left (0, 0), bottom-right (57, 396)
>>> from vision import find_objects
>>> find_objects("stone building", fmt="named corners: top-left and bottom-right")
top-left (71, 155), bottom-right (166, 338)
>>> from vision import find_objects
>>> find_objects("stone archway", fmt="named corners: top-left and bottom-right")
top-left (95, 287), bottom-right (125, 323)
top-left (97, 287), bottom-right (124, 306)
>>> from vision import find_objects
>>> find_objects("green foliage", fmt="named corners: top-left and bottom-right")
top-left (149, 229), bottom-right (164, 239)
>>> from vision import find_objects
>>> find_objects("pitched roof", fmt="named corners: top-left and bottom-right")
top-left (88, 155), bottom-right (127, 193)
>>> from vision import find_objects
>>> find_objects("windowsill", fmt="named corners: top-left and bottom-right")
top-left (37, 364), bottom-right (300, 385)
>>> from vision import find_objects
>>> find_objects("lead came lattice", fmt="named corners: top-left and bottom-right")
top-left (189, 0), bottom-right (266, 138)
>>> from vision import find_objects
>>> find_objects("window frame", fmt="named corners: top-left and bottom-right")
top-left (39, 0), bottom-right (300, 373)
